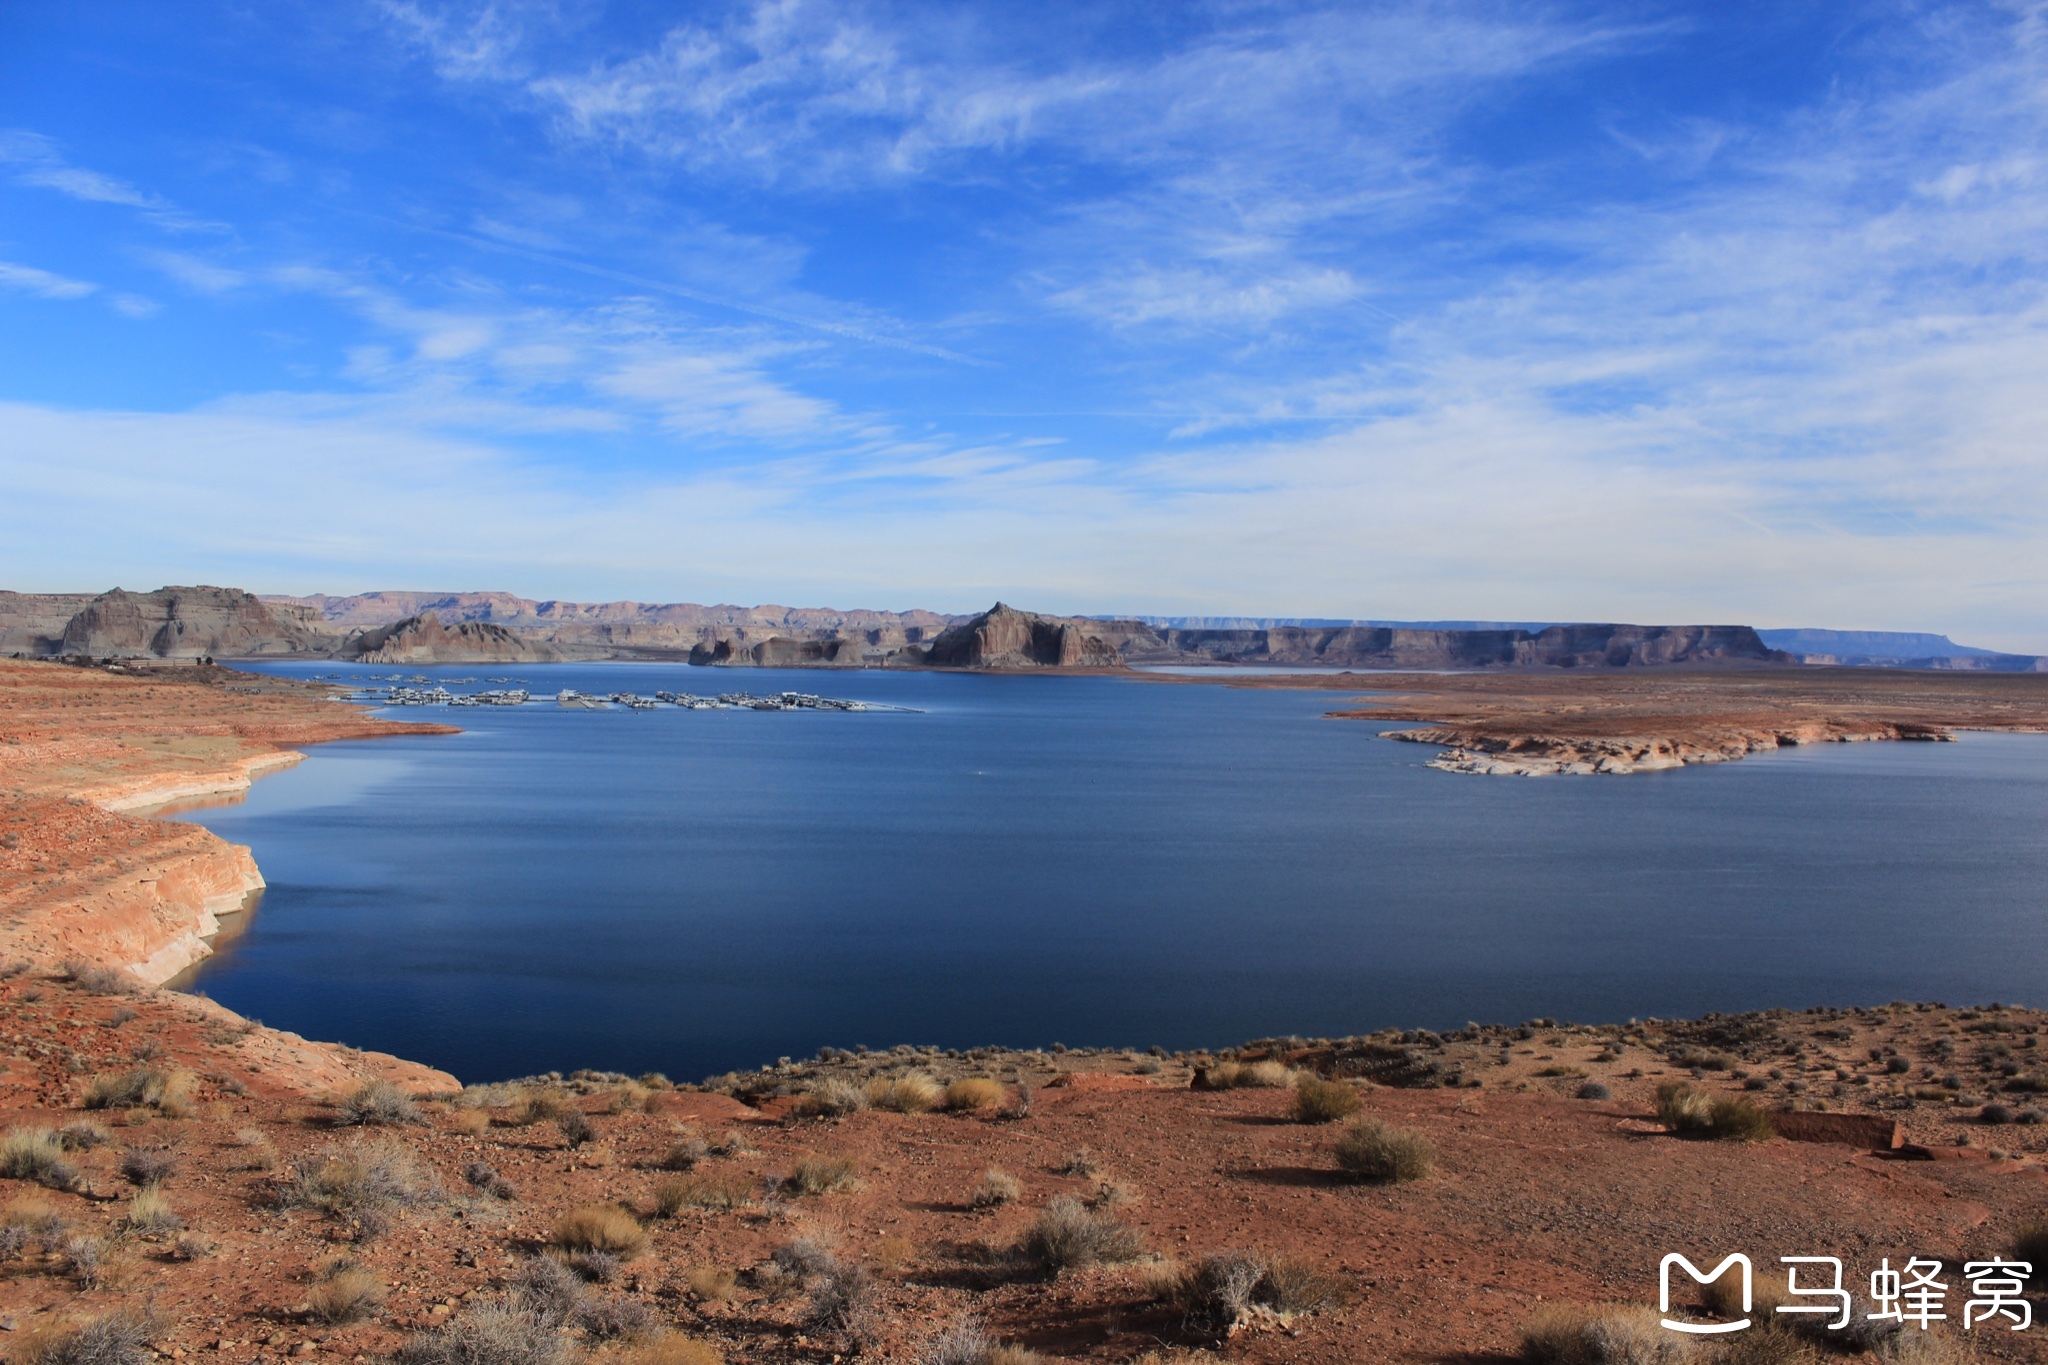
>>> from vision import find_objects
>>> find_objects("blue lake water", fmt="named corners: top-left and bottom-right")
top-left (179, 662), bottom-right (2048, 1084)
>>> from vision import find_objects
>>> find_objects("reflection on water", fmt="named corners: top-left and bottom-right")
top-left (181, 661), bottom-right (2048, 1084)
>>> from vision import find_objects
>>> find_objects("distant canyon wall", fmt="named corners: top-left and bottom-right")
top-left (10, 585), bottom-right (2043, 672)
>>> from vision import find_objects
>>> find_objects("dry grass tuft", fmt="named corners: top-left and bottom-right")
top-left (551, 1204), bottom-right (648, 1258)
top-left (82, 1067), bottom-right (193, 1115)
top-left (787, 1153), bottom-right (860, 1196)
top-left (610, 1337), bottom-right (725, 1365)
top-left (117, 1186), bottom-right (182, 1235)
top-left (448, 1109), bottom-right (490, 1138)
top-left (1, 1128), bottom-right (79, 1190)
top-left (394, 1304), bottom-right (572, 1365)
top-left (278, 1142), bottom-right (439, 1238)
top-left (119, 1147), bottom-right (176, 1185)
top-left (509, 1089), bottom-right (570, 1127)
top-left (661, 1131), bottom-right (709, 1170)
top-left (1291, 1076), bottom-right (1362, 1124)
top-left (14, 1308), bottom-right (155, 1365)
top-left (969, 1166), bottom-right (1021, 1208)
top-left (943, 1077), bottom-right (1007, 1111)
top-left (2013, 1219), bottom-right (2048, 1281)
top-left (801, 1078), bottom-right (871, 1118)
top-left (1522, 1303), bottom-right (1692, 1365)
top-left (867, 1073), bottom-right (944, 1113)
top-left (61, 961), bottom-right (139, 996)
top-left (686, 1265), bottom-right (737, 1304)
top-left (338, 1080), bottom-right (421, 1126)
top-left (1655, 1081), bottom-right (1775, 1142)
top-left (1017, 1196), bottom-right (1145, 1274)
top-left (653, 1170), bottom-right (751, 1213)
top-left (308, 1267), bottom-right (387, 1324)
top-left (916, 1317), bottom-right (1046, 1365)
top-left (1152, 1251), bottom-right (1345, 1331)
top-left (1333, 1118), bottom-right (1433, 1184)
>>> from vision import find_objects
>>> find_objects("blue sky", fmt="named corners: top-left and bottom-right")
top-left (2, 2), bottom-right (2046, 646)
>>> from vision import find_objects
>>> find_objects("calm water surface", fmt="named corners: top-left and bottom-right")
top-left (180, 663), bottom-right (2048, 1083)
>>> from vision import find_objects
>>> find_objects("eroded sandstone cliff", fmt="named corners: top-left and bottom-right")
top-left (0, 659), bottom-right (457, 1092)
top-left (343, 611), bottom-right (564, 664)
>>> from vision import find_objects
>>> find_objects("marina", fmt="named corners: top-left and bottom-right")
top-left (351, 679), bottom-right (915, 712)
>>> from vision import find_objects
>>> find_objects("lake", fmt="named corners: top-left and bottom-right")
top-left (178, 662), bottom-right (2048, 1084)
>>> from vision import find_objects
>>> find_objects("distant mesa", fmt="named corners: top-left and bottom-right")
top-left (923, 602), bottom-right (1122, 668)
top-left (0, 585), bottom-right (333, 660)
top-left (4, 585), bottom-right (2040, 673)
top-left (342, 611), bottom-right (562, 664)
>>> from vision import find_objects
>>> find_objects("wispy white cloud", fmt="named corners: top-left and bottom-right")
top-left (0, 130), bottom-right (221, 231)
top-left (0, 259), bottom-right (96, 300)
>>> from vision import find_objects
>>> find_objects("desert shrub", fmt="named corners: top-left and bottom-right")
top-left (15, 1309), bottom-right (155, 1365)
top-left (449, 1109), bottom-right (491, 1138)
top-left (1017, 1196), bottom-right (1145, 1274)
top-left (63, 1235), bottom-right (123, 1290)
top-left (788, 1153), bottom-right (860, 1196)
top-left (575, 1295), bottom-right (660, 1342)
top-left (229, 1128), bottom-right (279, 1172)
top-left (944, 1077), bottom-right (1006, 1111)
top-left (1202, 1061), bottom-right (1247, 1088)
top-left (118, 1186), bottom-right (182, 1235)
top-left (1522, 1303), bottom-right (1693, 1364)
top-left (1655, 1082), bottom-right (1774, 1141)
top-left (339, 1080), bottom-right (421, 1127)
top-left (2012, 1219), bottom-right (2048, 1281)
top-left (552, 1204), bottom-right (647, 1258)
top-left (802, 1078), bottom-right (871, 1118)
top-left (1153, 1251), bottom-right (1344, 1331)
top-left (279, 1143), bottom-right (439, 1236)
top-left (556, 1108), bottom-right (594, 1148)
top-left (509, 1090), bottom-right (569, 1127)
top-left (1873, 1333), bottom-right (1968, 1365)
top-left (606, 1083), bottom-right (652, 1114)
top-left (2, 1128), bottom-right (79, 1190)
top-left (1259, 1255), bottom-right (1344, 1312)
top-left (62, 960), bottom-right (138, 996)
top-left (1704, 1096), bottom-right (1774, 1142)
top-left (772, 1236), bottom-right (842, 1278)
top-left (82, 1067), bottom-right (189, 1113)
top-left (1333, 1118), bottom-right (1433, 1184)
top-left (6, 1193), bottom-right (66, 1243)
top-left (1981, 1103), bottom-right (2014, 1124)
top-left (553, 1248), bottom-right (620, 1283)
top-left (662, 1133), bottom-right (709, 1170)
top-left (57, 1122), bottom-right (111, 1151)
top-left (1576, 1082), bottom-right (1613, 1101)
top-left (917, 1317), bottom-right (1047, 1365)
top-left (510, 1255), bottom-right (586, 1326)
top-left (804, 1259), bottom-right (880, 1346)
top-left (1292, 1076), bottom-right (1362, 1124)
top-left (308, 1267), bottom-right (387, 1324)
top-left (1654, 1080), bottom-right (1715, 1131)
top-left (611, 1339), bottom-right (723, 1365)
top-left (969, 1166), bottom-right (1021, 1208)
top-left (120, 1147), bottom-right (176, 1186)
top-left (1244, 1060), bottom-right (1295, 1088)
top-left (867, 1073), bottom-right (944, 1113)
top-left (1054, 1149), bottom-right (1098, 1177)
top-left (461, 1162), bottom-right (516, 1201)
top-left (707, 1128), bottom-right (754, 1156)
top-left (653, 1170), bottom-right (750, 1213)
top-left (393, 1304), bottom-right (572, 1365)
top-left (686, 1265), bottom-right (737, 1304)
